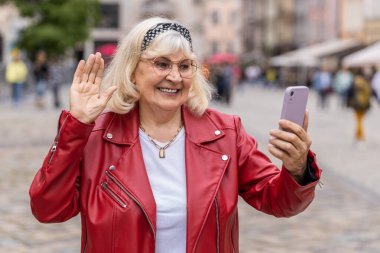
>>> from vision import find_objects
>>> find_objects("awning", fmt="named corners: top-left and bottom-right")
top-left (342, 41), bottom-right (380, 67)
top-left (270, 39), bottom-right (360, 67)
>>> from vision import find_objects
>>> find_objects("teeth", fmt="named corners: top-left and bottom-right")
top-left (159, 88), bottom-right (178, 93)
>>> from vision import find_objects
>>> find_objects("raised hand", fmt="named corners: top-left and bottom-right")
top-left (70, 52), bottom-right (117, 124)
top-left (267, 111), bottom-right (312, 182)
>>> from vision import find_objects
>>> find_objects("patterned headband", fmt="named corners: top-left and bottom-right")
top-left (141, 22), bottom-right (193, 51)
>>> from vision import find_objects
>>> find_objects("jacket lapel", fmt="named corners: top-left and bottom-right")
top-left (102, 108), bottom-right (157, 233)
top-left (183, 108), bottom-right (230, 252)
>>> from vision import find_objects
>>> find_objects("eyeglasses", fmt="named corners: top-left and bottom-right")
top-left (143, 57), bottom-right (198, 79)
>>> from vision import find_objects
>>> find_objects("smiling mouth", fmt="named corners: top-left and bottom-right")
top-left (158, 87), bottom-right (180, 94)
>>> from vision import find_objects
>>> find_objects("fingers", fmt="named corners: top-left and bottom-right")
top-left (303, 110), bottom-right (309, 131)
top-left (268, 133), bottom-right (298, 156)
top-left (269, 110), bottom-right (311, 175)
top-left (278, 119), bottom-right (308, 142)
top-left (81, 54), bottom-right (95, 83)
top-left (88, 52), bottom-right (102, 84)
top-left (267, 143), bottom-right (290, 161)
top-left (77, 52), bottom-right (103, 84)
top-left (94, 57), bottom-right (105, 87)
top-left (269, 117), bottom-right (312, 157)
top-left (73, 60), bottom-right (85, 84)
top-left (270, 127), bottom-right (310, 150)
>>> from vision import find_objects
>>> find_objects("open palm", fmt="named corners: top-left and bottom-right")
top-left (70, 53), bottom-right (117, 124)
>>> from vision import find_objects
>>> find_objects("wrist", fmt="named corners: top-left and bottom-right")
top-left (289, 166), bottom-right (306, 184)
top-left (70, 111), bottom-right (94, 124)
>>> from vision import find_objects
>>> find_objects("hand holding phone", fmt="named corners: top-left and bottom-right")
top-left (280, 86), bottom-right (309, 127)
top-left (269, 86), bottom-right (311, 181)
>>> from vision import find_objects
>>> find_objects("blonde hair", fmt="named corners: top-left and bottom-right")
top-left (101, 16), bottom-right (213, 116)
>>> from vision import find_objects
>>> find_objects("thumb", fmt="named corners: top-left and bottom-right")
top-left (100, 86), bottom-right (118, 105)
top-left (303, 109), bottom-right (309, 132)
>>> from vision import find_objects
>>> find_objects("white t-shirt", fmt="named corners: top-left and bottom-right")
top-left (139, 128), bottom-right (187, 253)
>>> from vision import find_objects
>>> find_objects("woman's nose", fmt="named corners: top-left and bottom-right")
top-left (166, 64), bottom-right (182, 81)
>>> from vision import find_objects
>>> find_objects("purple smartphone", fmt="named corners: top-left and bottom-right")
top-left (280, 86), bottom-right (309, 127)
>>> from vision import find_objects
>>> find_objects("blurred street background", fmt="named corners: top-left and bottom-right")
top-left (1, 0), bottom-right (380, 252)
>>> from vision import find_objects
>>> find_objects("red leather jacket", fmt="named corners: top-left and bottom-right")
top-left (30, 106), bottom-right (321, 253)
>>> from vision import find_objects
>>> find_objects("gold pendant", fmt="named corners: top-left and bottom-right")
top-left (159, 148), bottom-right (165, 158)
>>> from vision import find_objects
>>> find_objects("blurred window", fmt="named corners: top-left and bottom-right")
top-left (211, 41), bottom-right (219, 54)
top-left (227, 42), bottom-right (234, 53)
top-left (211, 10), bottom-right (219, 25)
top-left (230, 11), bottom-right (237, 24)
top-left (98, 3), bottom-right (119, 28)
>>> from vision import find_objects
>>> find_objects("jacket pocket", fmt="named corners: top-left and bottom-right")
top-left (104, 169), bottom-right (156, 238)
top-left (101, 181), bottom-right (128, 208)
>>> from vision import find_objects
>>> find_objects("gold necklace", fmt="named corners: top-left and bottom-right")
top-left (140, 123), bottom-right (183, 158)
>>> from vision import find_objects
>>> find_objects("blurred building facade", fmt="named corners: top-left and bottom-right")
top-left (241, 0), bottom-right (380, 62)
top-left (242, 0), bottom-right (296, 63)
top-left (87, 0), bottom-right (241, 61)
top-left (241, 0), bottom-right (340, 62)
top-left (2, 0), bottom-right (380, 66)
top-left (340, 0), bottom-right (380, 44)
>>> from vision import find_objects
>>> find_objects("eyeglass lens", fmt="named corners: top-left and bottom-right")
top-left (152, 57), bottom-right (196, 78)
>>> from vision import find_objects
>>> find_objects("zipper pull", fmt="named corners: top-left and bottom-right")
top-left (51, 142), bottom-right (58, 152)
top-left (48, 141), bottom-right (58, 164)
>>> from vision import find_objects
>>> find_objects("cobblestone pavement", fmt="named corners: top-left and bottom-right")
top-left (1, 84), bottom-right (380, 253)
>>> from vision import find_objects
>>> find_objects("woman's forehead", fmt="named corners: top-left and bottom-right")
top-left (144, 49), bottom-right (193, 60)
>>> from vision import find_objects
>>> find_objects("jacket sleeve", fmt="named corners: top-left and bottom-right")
top-left (235, 116), bottom-right (322, 217)
top-left (29, 110), bottom-right (94, 223)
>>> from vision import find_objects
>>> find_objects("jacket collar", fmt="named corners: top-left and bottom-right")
top-left (101, 106), bottom-right (140, 145)
top-left (102, 105), bottom-right (225, 145)
top-left (182, 106), bottom-right (225, 144)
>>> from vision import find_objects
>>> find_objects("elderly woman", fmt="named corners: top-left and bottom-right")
top-left (30, 17), bottom-right (322, 253)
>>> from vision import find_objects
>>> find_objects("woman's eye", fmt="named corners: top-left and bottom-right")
top-left (154, 60), bottom-right (170, 69)
top-left (179, 64), bottom-right (191, 71)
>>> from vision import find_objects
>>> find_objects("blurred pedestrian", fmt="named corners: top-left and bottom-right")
top-left (29, 17), bottom-right (322, 253)
top-left (48, 56), bottom-right (65, 108)
top-left (212, 63), bottom-right (232, 104)
top-left (33, 50), bottom-right (49, 109)
top-left (332, 66), bottom-right (353, 107)
top-left (312, 67), bottom-right (332, 109)
top-left (245, 64), bottom-right (261, 85)
top-left (264, 67), bottom-right (277, 87)
top-left (5, 48), bottom-right (28, 107)
top-left (347, 70), bottom-right (372, 142)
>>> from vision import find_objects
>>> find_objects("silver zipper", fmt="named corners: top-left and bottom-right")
top-left (105, 170), bottom-right (156, 238)
top-left (101, 182), bottom-right (127, 208)
top-left (214, 198), bottom-right (220, 253)
top-left (48, 114), bottom-right (69, 164)
top-left (48, 141), bottom-right (58, 164)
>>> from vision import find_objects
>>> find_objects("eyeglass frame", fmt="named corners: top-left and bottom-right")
top-left (140, 57), bottom-right (198, 79)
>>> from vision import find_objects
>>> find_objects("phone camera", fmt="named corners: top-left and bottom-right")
top-left (290, 91), bottom-right (294, 96)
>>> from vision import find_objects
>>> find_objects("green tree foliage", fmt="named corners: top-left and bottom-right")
top-left (0, 0), bottom-right (100, 59)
